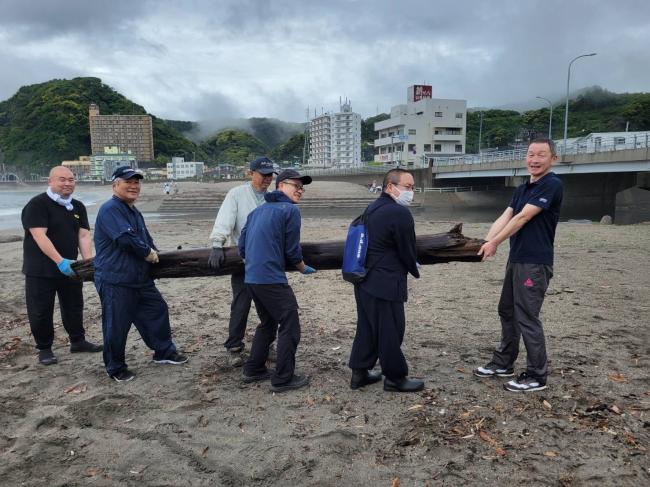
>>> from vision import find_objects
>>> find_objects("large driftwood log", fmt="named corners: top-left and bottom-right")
top-left (72, 223), bottom-right (483, 282)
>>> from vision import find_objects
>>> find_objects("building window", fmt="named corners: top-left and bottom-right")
top-left (435, 112), bottom-right (443, 117)
top-left (424, 144), bottom-right (431, 152)
top-left (408, 144), bottom-right (416, 153)
top-left (408, 129), bottom-right (416, 135)
top-left (455, 144), bottom-right (463, 152)
top-left (455, 113), bottom-right (463, 119)
top-left (614, 137), bottom-right (626, 144)
top-left (434, 144), bottom-right (442, 152)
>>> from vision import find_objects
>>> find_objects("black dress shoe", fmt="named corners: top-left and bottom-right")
top-left (350, 369), bottom-right (383, 389)
top-left (38, 349), bottom-right (58, 365)
top-left (383, 377), bottom-right (425, 392)
top-left (70, 340), bottom-right (103, 353)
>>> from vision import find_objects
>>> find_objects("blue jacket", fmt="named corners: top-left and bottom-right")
top-left (359, 192), bottom-right (420, 302)
top-left (94, 196), bottom-right (157, 287)
top-left (238, 191), bottom-right (303, 284)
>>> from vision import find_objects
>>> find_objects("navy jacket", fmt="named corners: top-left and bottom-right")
top-left (94, 196), bottom-right (157, 287)
top-left (238, 191), bottom-right (303, 284)
top-left (358, 192), bottom-right (420, 302)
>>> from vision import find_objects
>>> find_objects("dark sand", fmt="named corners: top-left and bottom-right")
top-left (0, 182), bottom-right (648, 486)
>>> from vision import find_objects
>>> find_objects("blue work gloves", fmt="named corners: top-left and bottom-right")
top-left (302, 265), bottom-right (316, 275)
top-left (57, 258), bottom-right (76, 277)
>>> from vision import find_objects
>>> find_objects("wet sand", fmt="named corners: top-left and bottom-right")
top-left (0, 182), bottom-right (648, 486)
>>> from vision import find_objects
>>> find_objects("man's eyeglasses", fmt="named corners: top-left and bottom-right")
top-left (282, 181), bottom-right (305, 191)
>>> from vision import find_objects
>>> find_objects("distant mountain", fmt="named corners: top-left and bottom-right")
top-left (0, 77), bottom-right (203, 173)
top-left (199, 129), bottom-right (268, 165)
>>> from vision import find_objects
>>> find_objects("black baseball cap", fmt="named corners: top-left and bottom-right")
top-left (250, 156), bottom-right (276, 175)
top-left (276, 169), bottom-right (312, 188)
top-left (111, 166), bottom-right (143, 181)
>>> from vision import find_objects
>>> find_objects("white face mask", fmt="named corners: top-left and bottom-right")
top-left (394, 188), bottom-right (414, 206)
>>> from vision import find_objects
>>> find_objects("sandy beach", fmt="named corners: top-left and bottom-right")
top-left (0, 181), bottom-right (648, 486)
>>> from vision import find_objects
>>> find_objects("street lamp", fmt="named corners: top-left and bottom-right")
top-left (563, 52), bottom-right (597, 154)
top-left (536, 96), bottom-right (553, 139)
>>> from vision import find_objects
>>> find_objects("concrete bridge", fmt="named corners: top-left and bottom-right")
top-left (303, 148), bottom-right (650, 223)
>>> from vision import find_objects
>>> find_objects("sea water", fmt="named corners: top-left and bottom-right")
top-left (0, 188), bottom-right (112, 231)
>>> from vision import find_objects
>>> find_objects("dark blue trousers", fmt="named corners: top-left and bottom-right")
top-left (243, 284), bottom-right (300, 386)
top-left (96, 281), bottom-right (177, 375)
top-left (223, 271), bottom-right (253, 350)
top-left (349, 286), bottom-right (408, 380)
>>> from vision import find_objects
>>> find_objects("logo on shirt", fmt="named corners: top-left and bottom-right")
top-left (539, 197), bottom-right (548, 203)
top-left (74, 214), bottom-right (80, 219)
top-left (523, 278), bottom-right (534, 288)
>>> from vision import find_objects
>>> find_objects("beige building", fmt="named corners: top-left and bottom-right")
top-left (62, 156), bottom-right (92, 179)
top-left (88, 103), bottom-right (154, 163)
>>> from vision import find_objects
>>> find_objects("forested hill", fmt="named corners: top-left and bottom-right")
top-left (0, 77), bottom-right (202, 173)
top-left (1, 78), bottom-right (648, 174)
top-left (465, 87), bottom-right (650, 152)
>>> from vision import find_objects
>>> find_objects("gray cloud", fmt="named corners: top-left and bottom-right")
top-left (0, 0), bottom-right (649, 122)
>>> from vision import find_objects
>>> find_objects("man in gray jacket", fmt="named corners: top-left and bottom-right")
top-left (208, 156), bottom-right (276, 366)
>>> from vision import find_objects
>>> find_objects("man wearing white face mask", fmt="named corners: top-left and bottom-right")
top-left (348, 169), bottom-right (423, 393)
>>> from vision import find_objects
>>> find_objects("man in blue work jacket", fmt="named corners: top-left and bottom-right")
top-left (238, 169), bottom-right (316, 393)
top-left (94, 166), bottom-right (187, 382)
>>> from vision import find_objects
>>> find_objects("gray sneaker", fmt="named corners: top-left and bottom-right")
top-left (228, 352), bottom-right (245, 367)
top-left (473, 363), bottom-right (515, 378)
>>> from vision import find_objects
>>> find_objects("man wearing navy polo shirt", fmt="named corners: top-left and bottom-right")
top-left (474, 138), bottom-right (563, 392)
top-left (94, 166), bottom-right (187, 382)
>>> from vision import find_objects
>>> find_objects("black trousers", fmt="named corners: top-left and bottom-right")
top-left (243, 284), bottom-right (300, 386)
top-left (25, 275), bottom-right (86, 350)
top-left (349, 286), bottom-right (408, 380)
top-left (223, 271), bottom-right (253, 350)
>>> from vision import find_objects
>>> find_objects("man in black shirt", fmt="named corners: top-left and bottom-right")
top-left (22, 166), bottom-right (103, 365)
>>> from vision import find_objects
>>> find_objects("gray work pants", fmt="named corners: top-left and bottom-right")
top-left (490, 262), bottom-right (553, 379)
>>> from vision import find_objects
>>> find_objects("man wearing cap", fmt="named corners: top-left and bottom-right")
top-left (21, 165), bottom-right (103, 365)
top-left (93, 166), bottom-right (187, 382)
top-left (238, 169), bottom-right (316, 392)
top-left (208, 156), bottom-right (276, 366)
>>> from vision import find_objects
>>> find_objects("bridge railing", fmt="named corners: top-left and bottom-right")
top-left (431, 133), bottom-right (650, 167)
top-left (415, 184), bottom-right (503, 193)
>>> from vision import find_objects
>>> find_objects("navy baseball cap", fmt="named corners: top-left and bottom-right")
top-left (111, 166), bottom-right (143, 181)
top-left (276, 169), bottom-right (312, 188)
top-left (250, 156), bottom-right (276, 175)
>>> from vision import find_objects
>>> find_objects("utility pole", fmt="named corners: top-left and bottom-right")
top-left (478, 111), bottom-right (484, 154)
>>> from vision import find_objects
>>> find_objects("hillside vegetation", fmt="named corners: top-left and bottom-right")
top-left (1, 79), bottom-right (648, 174)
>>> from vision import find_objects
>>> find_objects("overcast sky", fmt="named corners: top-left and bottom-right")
top-left (1, 0), bottom-right (649, 124)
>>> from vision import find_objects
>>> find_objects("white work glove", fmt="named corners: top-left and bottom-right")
top-left (145, 248), bottom-right (159, 264)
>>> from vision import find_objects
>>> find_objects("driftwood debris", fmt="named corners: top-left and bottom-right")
top-left (72, 223), bottom-right (483, 282)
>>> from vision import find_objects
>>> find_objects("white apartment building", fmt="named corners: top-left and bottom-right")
top-left (375, 85), bottom-right (467, 165)
top-left (167, 157), bottom-right (205, 180)
top-left (308, 100), bottom-right (362, 167)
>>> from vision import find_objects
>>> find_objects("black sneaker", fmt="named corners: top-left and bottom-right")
top-left (226, 344), bottom-right (245, 354)
top-left (270, 375), bottom-right (310, 393)
top-left (242, 369), bottom-right (271, 383)
top-left (70, 340), bottom-right (103, 353)
top-left (473, 363), bottom-right (515, 378)
top-left (38, 349), bottom-right (58, 366)
top-left (503, 372), bottom-right (547, 392)
top-left (110, 369), bottom-right (136, 382)
top-left (153, 352), bottom-right (188, 365)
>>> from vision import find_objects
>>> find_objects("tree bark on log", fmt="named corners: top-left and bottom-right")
top-left (72, 223), bottom-right (483, 282)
